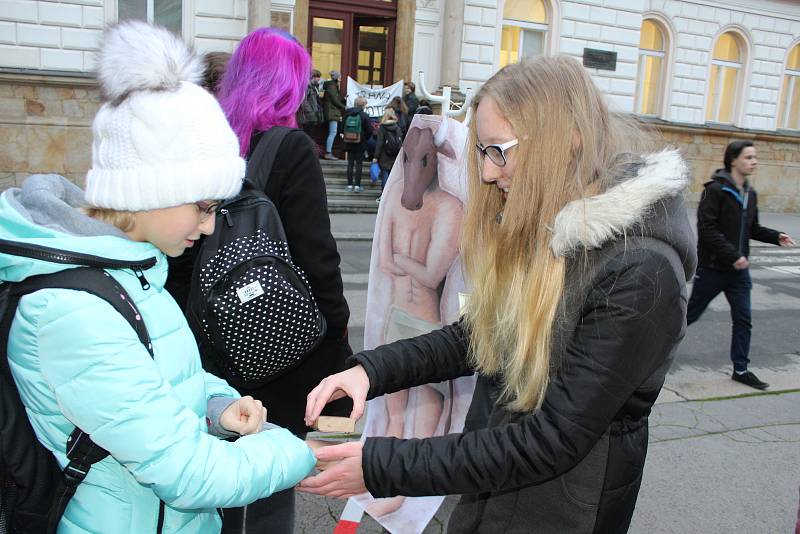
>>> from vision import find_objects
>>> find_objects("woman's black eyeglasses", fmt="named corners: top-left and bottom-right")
top-left (195, 201), bottom-right (220, 222)
top-left (476, 139), bottom-right (518, 167)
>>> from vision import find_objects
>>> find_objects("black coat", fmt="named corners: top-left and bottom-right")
top-left (349, 153), bottom-right (696, 533)
top-left (404, 92), bottom-right (419, 116)
top-left (236, 129), bottom-right (352, 434)
top-left (697, 169), bottom-right (780, 271)
top-left (374, 121), bottom-right (401, 171)
top-left (322, 80), bottom-right (346, 122)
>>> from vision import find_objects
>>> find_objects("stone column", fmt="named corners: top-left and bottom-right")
top-left (394, 0), bottom-right (416, 83)
top-left (248, 0), bottom-right (272, 32)
top-left (293, 0), bottom-right (310, 46)
top-left (440, 0), bottom-right (464, 88)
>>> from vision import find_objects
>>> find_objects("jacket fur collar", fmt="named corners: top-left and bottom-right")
top-left (550, 149), bottom-right (688, 257)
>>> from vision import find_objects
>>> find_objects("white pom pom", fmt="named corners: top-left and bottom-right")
top-left (97, 20), bottom-right (202, 101)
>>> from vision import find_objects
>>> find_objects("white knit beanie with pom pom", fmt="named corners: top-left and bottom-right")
top-left (85, 21), bottom-right (244, 211)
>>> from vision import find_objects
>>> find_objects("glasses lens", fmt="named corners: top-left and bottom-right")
top-left (485, 146), bottom-right (505, 167)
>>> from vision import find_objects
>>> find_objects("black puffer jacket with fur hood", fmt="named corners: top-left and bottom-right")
top-left (349, 150), bottom-right (697, 534)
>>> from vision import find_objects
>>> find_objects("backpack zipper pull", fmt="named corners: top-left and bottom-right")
top-left (132, 268), bottom-right (150, 290)
top-left (220, 208), bottom-right (233, 227)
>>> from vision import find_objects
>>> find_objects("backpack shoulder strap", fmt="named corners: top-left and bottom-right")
top-left (245, 126), bottom-right (295, 192)
top-left (8, 267), bottom-right (153, 356)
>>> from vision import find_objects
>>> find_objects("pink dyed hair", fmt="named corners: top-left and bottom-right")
top-left (219, 28), bottom-right (311, 156)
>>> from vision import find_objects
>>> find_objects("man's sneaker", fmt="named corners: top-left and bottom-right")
top-left (346, 185), bottom-right (354, 192)
top-left (375, 196), bottom-right (381, 203)
top-left (324, 153), bottom-right (339, 160)
top-left (354, 186), bottom-right (363, 193)
top-left (732, 371), bottom-right (769, 390)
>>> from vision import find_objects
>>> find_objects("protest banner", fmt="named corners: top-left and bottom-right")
top-left (345, 77), bottom-right (404, 118)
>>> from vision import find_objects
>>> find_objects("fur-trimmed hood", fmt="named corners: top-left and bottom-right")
top-left (550, 149), bottom-right (696, 281)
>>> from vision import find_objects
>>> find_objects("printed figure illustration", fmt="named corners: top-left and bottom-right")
top-left (353, 115), bottom-right (475, 533)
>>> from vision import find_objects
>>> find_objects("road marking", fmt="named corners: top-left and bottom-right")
top-left (764, 266), bottom-right (800, 275)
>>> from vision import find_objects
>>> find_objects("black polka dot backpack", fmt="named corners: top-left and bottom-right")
top-left (187, 127), bottom-right (326, 388)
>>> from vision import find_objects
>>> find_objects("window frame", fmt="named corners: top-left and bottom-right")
top-left (494, 0), bottom-right (559, 70)
top-left (777, 41), bottom-right (800, 130)
top-left (113, 0), bottom-right (192, 37)
top-left (705, 27), bottom-right (752, 127)
top-left (632, 13), bottom-right (674, 119)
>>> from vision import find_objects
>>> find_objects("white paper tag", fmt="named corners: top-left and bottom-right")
top-left (236, 280), bottom-right (265, 304)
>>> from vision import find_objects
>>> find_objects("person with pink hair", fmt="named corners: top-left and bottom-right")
top-left (202, 28), bottom-right (352, 533)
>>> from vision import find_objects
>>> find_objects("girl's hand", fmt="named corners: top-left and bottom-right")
top-left (298, 442), bottom-right (366, 498)
top-left (305, 366), bottom-right (370, 427)
top-left (220, 396), bottom-right (267, 436)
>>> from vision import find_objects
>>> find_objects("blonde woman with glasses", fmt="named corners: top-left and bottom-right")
top-left (301, 55), bottom-right (696, 534)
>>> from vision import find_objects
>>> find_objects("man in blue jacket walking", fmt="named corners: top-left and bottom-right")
top-left (687, 140), bottom-right (795, 390)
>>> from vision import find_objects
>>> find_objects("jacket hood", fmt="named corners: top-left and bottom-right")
top-left (550, 149), bottom-right (696, 280)
top-left (709, 168), bottom-right (749, 190)
top-left (0, 174), bottom-right (163, 283)
top-left (382, 121), bottom-right (399, 129)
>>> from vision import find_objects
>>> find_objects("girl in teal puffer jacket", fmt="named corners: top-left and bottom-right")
top-left (0, 22), bottom-right (316, 533)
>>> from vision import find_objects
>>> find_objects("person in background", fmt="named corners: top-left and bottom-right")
top-left (343, 97), bottom-right (372, 193)
top-left (686, 140), bottom-right (795, 390)
top-left (388, 95), bottom-right (410, 135)
top-left (415, 99), bottom-right (433, 115)
top-left (299, 69), bottom-right (323, 138)
top-left (404, 81), bottom-right (419, 117)
top-left (322, 70), bottom-right (346, 160)
top-left (372, 107), bottom-right (402, 202)
top-left (212, 28), bottom-right (354, 533)
top-left (199, 51), bottom-right (231, 96)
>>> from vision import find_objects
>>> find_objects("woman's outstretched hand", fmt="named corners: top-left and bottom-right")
top-left (305, 365), bottom-right (370, 428)
top-left (297, 441), bottom-right (367, 498)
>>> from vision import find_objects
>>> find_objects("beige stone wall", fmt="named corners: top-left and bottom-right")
top-left (1, 76), bottom-right (798, 214)
top-left (655, 124), bottom-right (800, 213)
top-left (0, 75), bottom-right (99, 192)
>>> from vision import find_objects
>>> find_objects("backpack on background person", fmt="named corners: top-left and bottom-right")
top-left (186, 127), bottom-right (326, 389)
top-left (342, 112), bottom-right (363, 144)
top-left (383, 126), bottom-right (402, 158)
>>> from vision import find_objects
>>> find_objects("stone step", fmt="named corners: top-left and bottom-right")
top-left (324, 176), bottom-right (382, 186)
top-left (326, 187), bottom-right (380, 199)
top-left (327, 198), bottom-right (379, 214)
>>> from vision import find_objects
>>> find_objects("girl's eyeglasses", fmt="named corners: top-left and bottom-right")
top-left (476, 139), bottom-right (518, 168)
top-left (195, 201), bottom-right (220, 222)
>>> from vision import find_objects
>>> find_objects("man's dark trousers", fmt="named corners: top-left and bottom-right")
top-left (346, 147), bottom-right (364, 187)
top-left (686, 266), bottom-right (752, 372)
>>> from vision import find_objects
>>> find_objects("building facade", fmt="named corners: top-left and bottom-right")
top-left (1, 0), bottom-right (799, 210)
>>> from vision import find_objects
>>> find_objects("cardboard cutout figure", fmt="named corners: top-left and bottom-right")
top-left (350, 115), bottom-right (476, 533)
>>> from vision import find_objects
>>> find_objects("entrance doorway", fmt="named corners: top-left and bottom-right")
top-left (309, 1), bottom-right (397, 87)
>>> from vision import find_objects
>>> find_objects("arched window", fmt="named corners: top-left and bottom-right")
top-left (499, 0), bottom-right (548, 67)
top-left (636, 19), bottom-right (667, 116)
top-left (706, 31), bottom-right (747, 124)
top-left (778, 43), bottom-right (800, 130)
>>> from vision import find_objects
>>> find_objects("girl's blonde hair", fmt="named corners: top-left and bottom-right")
top-left (83, 207), bottom-right (136, 233)
top-left (462, 55), bottom-right (654, 412)
top-left (380, 108), bottom-right (397, 124)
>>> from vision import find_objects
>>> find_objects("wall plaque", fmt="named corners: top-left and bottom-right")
top-left (583, 48), bottom-right (617, 71)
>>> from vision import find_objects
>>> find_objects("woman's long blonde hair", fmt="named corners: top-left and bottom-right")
top-left (462, 55), bottom-right (653, 412)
